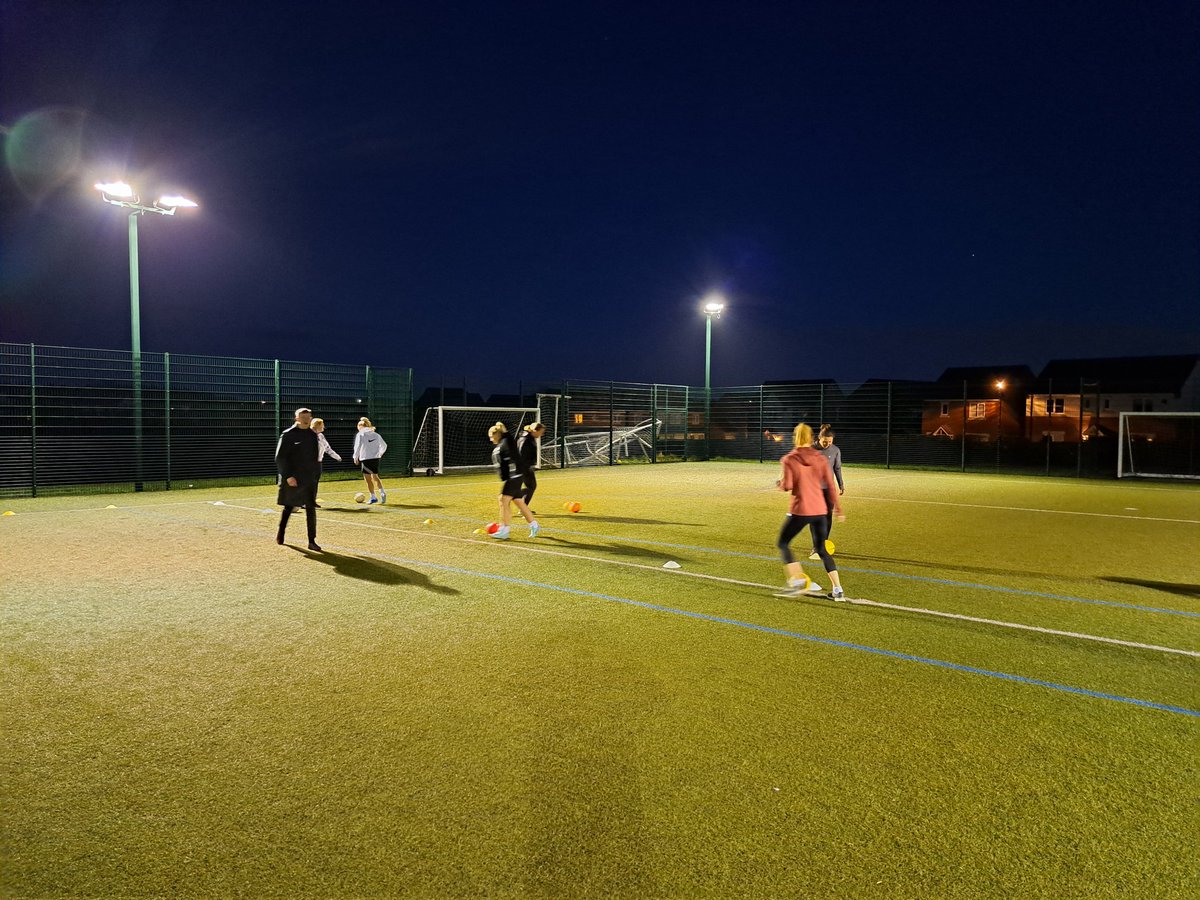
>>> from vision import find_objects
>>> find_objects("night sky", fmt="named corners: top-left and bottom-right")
top-left (2, 1), bottom-right (1197, 390)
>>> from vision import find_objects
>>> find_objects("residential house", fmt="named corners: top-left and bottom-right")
top-left (1027, 355), bottom-right (1200, 442)
top-left (921, 365), bottom-right (1035, 441)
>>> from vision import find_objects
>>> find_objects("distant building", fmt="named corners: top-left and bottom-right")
top-left (921, 365), bottom-right (1035, 442)
top-left (1026, 355), bottom-right (1200, 443)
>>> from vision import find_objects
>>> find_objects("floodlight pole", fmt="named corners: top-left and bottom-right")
top-left (96, 185), bottom-right (196, 491)
top-left (129, 211), bottom-right (144, 490)
top-left (704, 313), bottom-right (713, 461)
top-left (702, 298), bottom-right (724, 462)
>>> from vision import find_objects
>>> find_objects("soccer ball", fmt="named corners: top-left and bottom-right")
top-left (354, 492), bottom-right (367, 503)
top-left (486, 522), bottom-right (500, 534)
top-left (825, 539), bottom-right (836, 555)
top-left (566, 501), bottom-right (582, 513)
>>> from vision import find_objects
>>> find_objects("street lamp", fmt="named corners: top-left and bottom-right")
top-left (95, 181), bottom-right (198, 490)
top-left (702, 295), bottom-right (725, 460)
top-left (995, 379), bottom-right (1006, 469)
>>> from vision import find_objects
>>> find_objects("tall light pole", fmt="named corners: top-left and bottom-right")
top-left (995, 379), bottom-right (1006, 470)
top-left (702, 295), bottom-right (725, 461)
top-left (95, 181), bottom-right (197, 490)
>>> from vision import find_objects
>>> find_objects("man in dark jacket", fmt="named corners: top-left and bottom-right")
top-left (276, 407), bottom-right (322, 551)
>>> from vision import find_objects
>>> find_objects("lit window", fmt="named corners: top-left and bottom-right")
top-left (969, 402), bottom-right (987, 419)
top-left (1050, 398), bottom-right (1064, 414)
top-left (573, 413), bottom-right (584, 424)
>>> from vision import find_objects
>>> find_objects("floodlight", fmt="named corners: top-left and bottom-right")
top-left (95, 181), bottom-right (134, 197)
top-left (157, 195), bottom-right (198, 208)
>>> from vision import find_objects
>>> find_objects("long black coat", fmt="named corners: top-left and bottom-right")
top-left (276, 424), bottom-right (320, 506)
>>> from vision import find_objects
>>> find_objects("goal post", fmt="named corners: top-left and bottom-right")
top-left (412, 406), bottom-right (539, 474)
top-left (1117, 412), bottom-right (1200, 480)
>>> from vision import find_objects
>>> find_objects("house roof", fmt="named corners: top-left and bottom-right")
top-left (936, 365), bottom-right (1036, 386)
top-left (1037, 355), bottom-right (1200, 393)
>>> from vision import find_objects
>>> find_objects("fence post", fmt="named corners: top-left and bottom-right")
top-left (819, 383), bottom-right (824, 425)
top-left (1044, 377), bottom-right (1052, 475)
top-left (758, 384), bottom-right (765, 463)
top-left (561, 380), bottom-right (569, 469)
top-left (273, 360), bottom-right (281, 438)
top-left (886, 381), bottom-right (893, 469)
top-left (650, 385), bottom-right (658, 463)
top-left (1076, 376), bottom-right (1085, 477)
top-left (609, 381), bottom-right (615, 466)
top-left (684, 386), bottom-right (690, 460)
top-left (30, 344), bottom-right (37, 498)
top-left (961, 380), bottom-right (968, 472)
top-left (164, 351), bottom-right (172, 490)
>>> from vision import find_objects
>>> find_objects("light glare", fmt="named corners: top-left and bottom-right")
top-left (95, 181), bottom-right (133, 197)
top-left (157, 195), bottom-right (198, 208)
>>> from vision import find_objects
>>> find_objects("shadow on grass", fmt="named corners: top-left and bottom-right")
top-left (844, 552), bottom-right (1045, 581)
top-left (540, 514), bottom-right (705, 527)
top-left (318, 503), bottom-right (445, 512)
top-left (537, 534), bottom-right (688, 563)
top-left (1099, 576), bottom-right (1200, 598)
top-left (290, 546), bottom-right (459, 594)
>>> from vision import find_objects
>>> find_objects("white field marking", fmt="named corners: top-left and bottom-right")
top-left (217, 503), bottom-right (1200, 658)
top-left (848, 494), bottom-right (1200, 525)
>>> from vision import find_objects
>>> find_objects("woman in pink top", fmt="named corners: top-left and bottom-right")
top-left (775, 422), bottom-right (847, 600)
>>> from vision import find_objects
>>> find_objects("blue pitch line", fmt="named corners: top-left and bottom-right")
top-left (127, 506), bottom-right (1200, 717)
top-left (366, 506), bottom-right (1200, 619)
top-left (319, 545), bottom-right (1200, 719)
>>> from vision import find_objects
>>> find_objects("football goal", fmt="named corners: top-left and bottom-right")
top-left (539, 417), bottom-right (663, 468)
top-left (1117, 411), bottom-right (1200, 480)
top-left (412, 406), bottom-right (539, 474)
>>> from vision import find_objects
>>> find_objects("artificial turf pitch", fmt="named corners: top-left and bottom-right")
top-left (1, 463), bottom-right (1197, 898)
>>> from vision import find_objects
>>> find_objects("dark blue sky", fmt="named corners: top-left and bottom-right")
top-left (2, 1), bottom-right (1197, 388)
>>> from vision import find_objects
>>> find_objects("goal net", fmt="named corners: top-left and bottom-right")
top-left (1117, 412), bottom-right (1200, 479)
top-left (539, 416), bottom-right (662, 468)
top-left (412, 406), bottom-right (539, 474)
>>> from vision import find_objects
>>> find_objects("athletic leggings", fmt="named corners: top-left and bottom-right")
top-left (777, 514), bottom-right (835, 571)
top-left (521, 470), bottom-right (537, 506)
top-left (279, 504), bottom-right (317, 542)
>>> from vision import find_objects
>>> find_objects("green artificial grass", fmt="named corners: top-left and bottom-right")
top-left (1, 464), bottom-right (1197, 898)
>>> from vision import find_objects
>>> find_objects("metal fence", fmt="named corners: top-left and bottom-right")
top-left (5, 342), bottom-right (1181, 498)
top-left (0, 343), bottom-right (412, 498)
top-left (707, 381), bottom-right (1119, 477)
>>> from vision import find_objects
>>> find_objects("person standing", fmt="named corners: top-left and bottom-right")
top-left (487, 422), bottom-right (539, 540)
top-left (352, 417), bottom-right (388, 504)
top-left (276, 407), bottom-right (322, 551)
top-left (310, 417), bottom-right (342, 509)
top-left (809, 423), bottom-right (845, 560)
top-left (517, 422), bottom-right (546, 513)
top-left (776, 422), bottom-right (846, 600)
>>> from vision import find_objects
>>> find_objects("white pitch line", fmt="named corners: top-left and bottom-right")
top-left (217, 503), bottom-right (1200, 658)
top-left (849, 494), bottom-right (1200, 524)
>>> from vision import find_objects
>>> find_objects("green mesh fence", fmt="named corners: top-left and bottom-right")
top-left (3, 342), bottom-right (1167, 498)
top-left (0, 343), bottom-right (412, 498)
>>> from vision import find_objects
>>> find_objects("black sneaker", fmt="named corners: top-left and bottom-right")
top-left (307, 541), bottom-right (323, 552)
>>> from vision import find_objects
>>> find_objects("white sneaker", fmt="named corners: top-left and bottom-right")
top-left (773, 583), bottom-right (804, 598)
top-left (380, 490), bottom-right (387, 504)
top-left (490, 527), bottom-right (510, 540)
top-left (529, 522), bottom-right (540, 538)
top-left (827, 588), bottom-right (846, 602)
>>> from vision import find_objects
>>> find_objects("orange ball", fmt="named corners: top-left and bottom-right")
top-left (569, 502), bottom-right (582, 513)
top-left (486, 522), bottom-right (500, 534)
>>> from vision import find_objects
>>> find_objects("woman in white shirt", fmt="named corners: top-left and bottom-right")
top-left (352, 417), bottom-right (388, 504)
top-left (310, 418), bottom-right (342, 509)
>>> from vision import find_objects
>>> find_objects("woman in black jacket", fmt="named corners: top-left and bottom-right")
top-left (517, 422), bottom-right (546, 512)
top-left (487, 422), bottom-right (540, 540)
